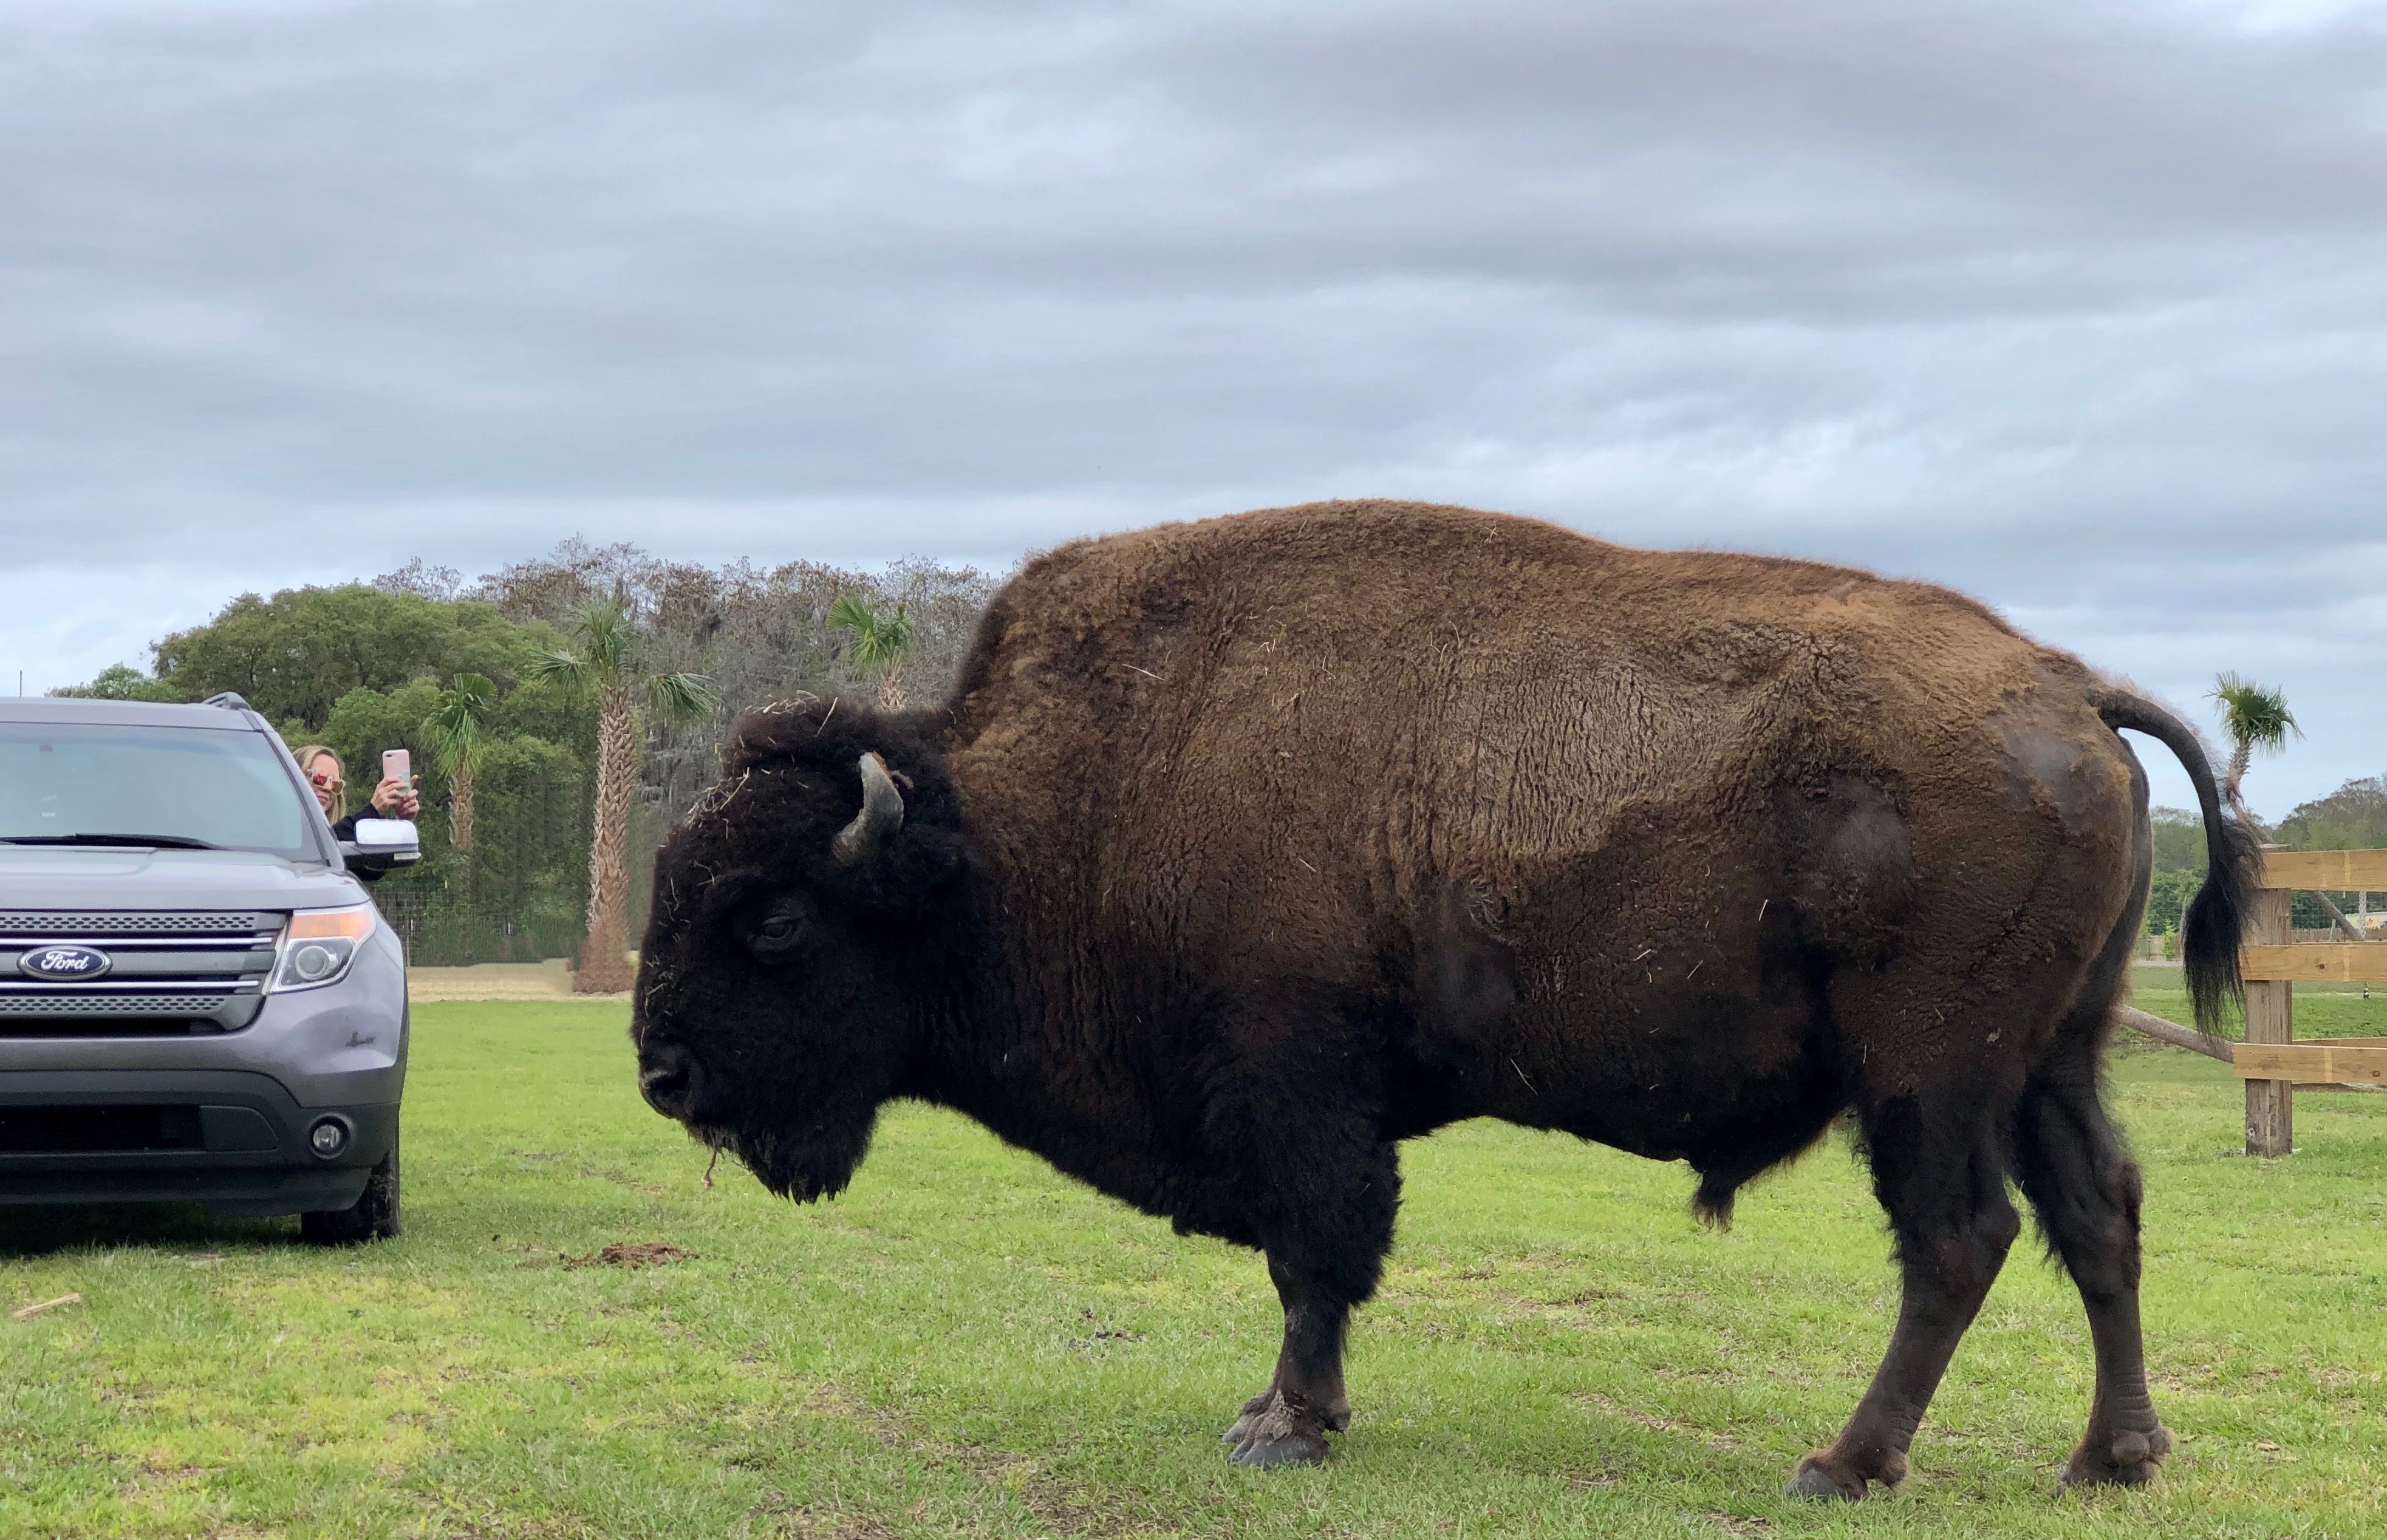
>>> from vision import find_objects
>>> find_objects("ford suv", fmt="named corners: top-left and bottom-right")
top-left (1, 694), bottom-right (415, 1242)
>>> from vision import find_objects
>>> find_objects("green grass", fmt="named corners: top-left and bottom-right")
top-left (4, 993), bottom-right (2384, 1539)
top-left (2123, 967), bottom-right (2387, 1044)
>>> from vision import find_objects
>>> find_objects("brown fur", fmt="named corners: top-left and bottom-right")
top-left (632, 500), bottom-right (2255, 1491)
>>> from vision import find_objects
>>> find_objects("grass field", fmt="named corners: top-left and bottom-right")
top-left (4, 981), bottom-right (2385, 1539)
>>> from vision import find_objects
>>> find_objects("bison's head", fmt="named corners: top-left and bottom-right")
top-left (631, 697), bottom-right (968, 1201)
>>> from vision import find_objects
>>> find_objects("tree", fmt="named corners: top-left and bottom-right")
top-left (152, 584), bottom-right (528, 729)
top-left (829, 592), bottom-right (916, 711)
top-left (525, 597), bottom-right (717, 993)
top-left (2147, 806), bottom-right (2210, 874)
top-left (373, 558), bottom-right (463, 603)
top-left (50, 663), bottom-right (181, 701)
top-left (422, 673), bottom-right (497, 854)
top-left (2273, 775), bottom-right (2387, 854)
top-left (2209, 673), bottom-right (2300, 818)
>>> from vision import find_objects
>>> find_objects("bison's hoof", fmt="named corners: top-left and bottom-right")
top-left (1231, 1428), bottom-right (1328, 1468)
top-left (1227, 1395), bottom-right (1330, 1468)
top-left (1785, 1456), bottom-right (1871, 1502)
top-left (2058, 1425), bottom-right (2170, 1490)
top-left (1221, 1389), bottom-right (1278, 1444)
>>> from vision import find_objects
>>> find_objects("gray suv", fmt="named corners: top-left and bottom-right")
top-left (1, 695), bottom-right (415, 1242)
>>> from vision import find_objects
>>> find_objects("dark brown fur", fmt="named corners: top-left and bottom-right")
top-left (632, 500), bottom-right (2256, 1493)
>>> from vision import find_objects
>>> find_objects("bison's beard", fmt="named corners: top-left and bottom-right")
top-left (714, 1103), bottom-right (881, 1203)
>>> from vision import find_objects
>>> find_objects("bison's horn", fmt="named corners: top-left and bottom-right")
top-left (831, 752), bottom-right (905, 866)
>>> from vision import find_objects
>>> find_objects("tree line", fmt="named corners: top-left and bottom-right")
top-left (58, 539), bottom-right (1002, 975)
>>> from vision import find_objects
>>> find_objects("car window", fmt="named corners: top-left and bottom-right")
top-left (0, 723), bottom-right (320, 861)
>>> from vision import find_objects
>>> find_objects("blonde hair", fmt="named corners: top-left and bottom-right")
top-left (295, 744), bottom-right (347, 818)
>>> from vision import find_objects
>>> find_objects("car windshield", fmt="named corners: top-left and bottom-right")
top-left (0, 723), bottom-right (321, 862)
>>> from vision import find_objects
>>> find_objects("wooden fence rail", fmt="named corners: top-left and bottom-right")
top-left (2119, 848), bottom-right (2386, 1153)
top-left (2256, 849), bottom-right (2387, 891)
top-left (2222, 849), bottom-right (2380, 1154)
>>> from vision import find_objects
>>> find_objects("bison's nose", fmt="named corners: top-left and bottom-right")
top-left (639, 1041), bottom-right (700, 1119)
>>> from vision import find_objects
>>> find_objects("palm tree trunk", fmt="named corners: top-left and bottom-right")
top-left (2222, 738), bottom-right (2254, 817)
top-left (450, 760), bottom-right (475, 854)
top-left (877, 666), bottom-right (907, 712)
top-left (576, 686), bottom-right (639, 993)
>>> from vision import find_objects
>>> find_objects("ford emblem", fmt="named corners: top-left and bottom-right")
top-left (18, 944), bottom-right (113, 981)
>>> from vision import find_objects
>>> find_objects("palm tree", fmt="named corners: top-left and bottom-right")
top-left (2210, 673), bottom-right (2300, 819)
top-left (829, 591), bottom-right (916, 711)
top-left (420, 672), bottom-right (496, 854)
top-left (526, 597), bottom-right (717, 993)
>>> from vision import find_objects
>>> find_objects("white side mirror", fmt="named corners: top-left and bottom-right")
top-left (353, 819), bottom-right (419, 850)
top-left (344, 819), bottom-right (421, 867)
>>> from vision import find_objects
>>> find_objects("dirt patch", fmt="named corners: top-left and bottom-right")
top-left (407, 959), bottom-right (630, 1002)
top-left (1065, 1308), bottom-right (1146, 1352)
top-left (565, 1243), bottom-right (695, 1270)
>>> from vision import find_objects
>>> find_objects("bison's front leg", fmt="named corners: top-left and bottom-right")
top-left (1212, 1098), bottom-right (1401, 1467)
top-left (1224, 1258), bottom-right (1356, 1467)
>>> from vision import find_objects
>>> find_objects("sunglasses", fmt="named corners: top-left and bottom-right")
top-left (310, 771), bottom-right (345, 789)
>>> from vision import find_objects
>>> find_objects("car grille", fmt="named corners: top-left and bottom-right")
top-left (0, 911), bottom-right (279, 1037)
top-left (0, 993), bottom-right (243, 1017)
top-left (0, 911), bottom-right (267, 936)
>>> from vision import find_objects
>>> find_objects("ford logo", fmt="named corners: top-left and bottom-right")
top-left (18, 944), bottom-right (112, 981)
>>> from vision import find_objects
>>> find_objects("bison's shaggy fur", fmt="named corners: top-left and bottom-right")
top-left (633, 500), bottom-right (2256, 1494)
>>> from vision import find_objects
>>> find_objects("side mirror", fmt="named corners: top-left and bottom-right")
top-left (340, 819), bottom-right (422, 871)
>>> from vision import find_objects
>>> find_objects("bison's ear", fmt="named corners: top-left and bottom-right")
top-left (819, 752), bottom-right (962, 915)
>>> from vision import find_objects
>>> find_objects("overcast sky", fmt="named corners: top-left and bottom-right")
top-left (5, 0), bottom-right (2383, 818)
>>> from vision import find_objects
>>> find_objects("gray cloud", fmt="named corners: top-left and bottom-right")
top-left (4, 0), bottom-right (2383, 816)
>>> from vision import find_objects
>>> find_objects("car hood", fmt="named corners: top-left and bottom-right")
top-left (0, 847), bottom-right (369, 912)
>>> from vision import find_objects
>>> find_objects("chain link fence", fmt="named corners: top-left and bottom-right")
top-left (371, 891), bottom-right (585, 967)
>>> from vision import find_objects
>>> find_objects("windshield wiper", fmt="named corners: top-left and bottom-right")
top-left (1, 833), bottom-right (223, 850)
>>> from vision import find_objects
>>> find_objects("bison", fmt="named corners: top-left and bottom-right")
top-left (632, 500), bottom-right (2255, 1497)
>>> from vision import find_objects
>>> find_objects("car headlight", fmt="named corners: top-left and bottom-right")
top-left (270, 904), bottom-right (376, 992)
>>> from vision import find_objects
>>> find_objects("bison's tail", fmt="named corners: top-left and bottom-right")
top-left (2089, 686), bottom-right (2263, 1035)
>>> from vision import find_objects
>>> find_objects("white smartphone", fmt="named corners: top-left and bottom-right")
top-left (383, 748), bottom-right (411, 788)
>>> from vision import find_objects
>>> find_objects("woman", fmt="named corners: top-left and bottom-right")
top-left (295, 745), bottom-right (420, 839)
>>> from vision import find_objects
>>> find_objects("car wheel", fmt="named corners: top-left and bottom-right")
top-left (300, 1125), bottom-right (401, 1244)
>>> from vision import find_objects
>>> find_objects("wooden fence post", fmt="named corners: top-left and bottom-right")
top-left (2244, 856), bottom-right (2293, 1157)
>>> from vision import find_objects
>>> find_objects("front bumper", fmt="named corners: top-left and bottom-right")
top-left (0, 1069), bottom-right (397, 1215)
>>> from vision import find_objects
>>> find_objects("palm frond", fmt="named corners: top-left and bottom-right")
top-left (645, 670), bottom-right (720, 724)
top-left (522, 647), bottom-right (596, 704)
top-left (2210, 673), bottom-right (2300, 757)
top-left (422, 672), bottom-right (497, 775)
top-left (567, 596), bottom-right (635, 684)
top-left (830, 593), bottom-right (915, 673)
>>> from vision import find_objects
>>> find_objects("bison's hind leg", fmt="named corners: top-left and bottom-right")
top-left (2012, 929), bottom-right (2171, 1490)
top-left (2013, 1063), bottom-right (2169, 1489)
top-left (1789, 1088), bottom-right (2022, 1501)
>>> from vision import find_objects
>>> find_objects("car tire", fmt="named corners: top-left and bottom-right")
top-left (301, 1125), bottom-right (401, 1244)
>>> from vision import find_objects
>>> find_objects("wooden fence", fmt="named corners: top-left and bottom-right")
top-left (2123, 847), bottom-right (2387, 1156)
top-left (2234, 848), bottom-right (2387, 1155)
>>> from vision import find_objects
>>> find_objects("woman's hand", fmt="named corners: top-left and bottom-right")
top-left (368, 776), bottom-right (421, 820)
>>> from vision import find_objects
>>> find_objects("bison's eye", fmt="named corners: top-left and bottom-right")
top-left (742, 899), bottom-right (811, 962)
